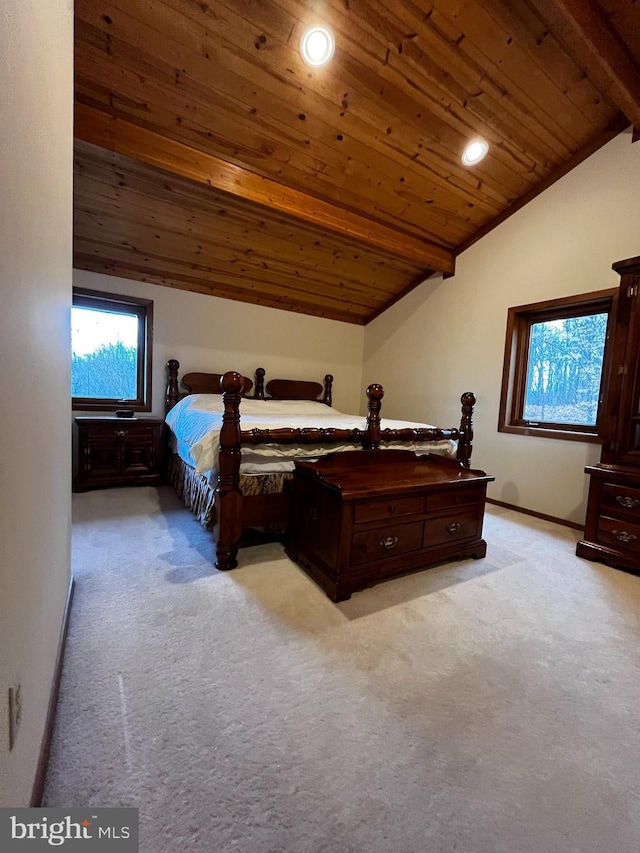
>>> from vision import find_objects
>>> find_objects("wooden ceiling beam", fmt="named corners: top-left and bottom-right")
top-left (74, 103), bottom-right (455, 275)
top-left (529, 0), bottom-right (640, 129)
top-left (72, 254), bottom-right (370, 325)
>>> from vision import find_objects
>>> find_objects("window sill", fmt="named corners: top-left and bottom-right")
top-left (498, 424), bottom-right (602, 443)
top-left (72, 401), bottom-right (151, 413)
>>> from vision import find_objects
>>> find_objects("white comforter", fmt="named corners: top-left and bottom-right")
top-left (166, 394), bottom-right (456, 476)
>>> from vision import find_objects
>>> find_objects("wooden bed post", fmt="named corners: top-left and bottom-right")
top-left (254, 367), bottom-right (265, 399)
top-left (323, 374), bottom-right (334, 407)
top-left (166, 359), bottom-right (180, 414)
top-left (364, 384), bottom-right (384, 450)
top-left (214, 371), bottom-right (245, 570)
top-left (457, 392), bottom-right (476, 468)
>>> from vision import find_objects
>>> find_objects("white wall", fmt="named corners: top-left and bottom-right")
top-left (73, 270), bottom-right (366, 415)
top-left (364, 129), bottom-right (640, 525)
top-left (0, 0), bottom-right (73, 805)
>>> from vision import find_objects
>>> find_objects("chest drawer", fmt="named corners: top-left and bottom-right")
top-left (596, 515), bottom-right (640, 554)
top-left (353, 495), bottom-right (424, 524)
top-left (601, 483), bottom-right (640, 519)
top-left (351, 520), bottom-right (424, 566)
top-left (423, 509), bottom-right (480, 548)
top-left (428, 487), bottom-right (483, 512)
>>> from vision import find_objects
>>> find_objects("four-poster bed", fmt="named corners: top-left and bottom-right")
top-left (164, 360), bottom-right (482, 579)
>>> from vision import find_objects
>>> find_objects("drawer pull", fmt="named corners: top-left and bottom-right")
top-left (308, 507), bottom-right (318, 521)
top-left (612, 529), bottom-right (637, 543)
top-left (615, 495), bottom-right (640, 509)
top-left (380, 535), bottom-right (399, 550)
top-left (446, 522), bottom-right (461, 534)
top-left (114, 429), bottom-right (128, 437)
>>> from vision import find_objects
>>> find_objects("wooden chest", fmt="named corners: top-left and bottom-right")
top-left (285, 449), bottom-right (494, 601)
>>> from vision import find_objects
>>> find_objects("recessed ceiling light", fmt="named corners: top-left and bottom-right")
top-left (300, 26), bottom-right (335, 67)
top-left (461, 139), bottom-right (489, 166)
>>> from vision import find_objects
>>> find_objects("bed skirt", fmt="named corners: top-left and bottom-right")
top-left (168, 453), bottom-right (293, 531)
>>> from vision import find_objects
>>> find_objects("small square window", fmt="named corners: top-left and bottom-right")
top-left (72, 288), bottom-right (153, 411)
top-left (498, 290), bottom-right (616, 441)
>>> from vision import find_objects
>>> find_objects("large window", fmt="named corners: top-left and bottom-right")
top-left (72, 287), bottom-right (153, 411)
top-left (498, 289), bottom-right (616, 441)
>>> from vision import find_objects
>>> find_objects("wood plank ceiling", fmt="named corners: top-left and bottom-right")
top-left (74, 0), bottom-right (640, 324)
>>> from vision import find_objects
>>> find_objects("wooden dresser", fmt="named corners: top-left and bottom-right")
top-left (285, 449), bottom-right (494, 601)
top-left (74, 416), bottom-right (165, 492)
top-left (577, 255), bottom-right (640, 573)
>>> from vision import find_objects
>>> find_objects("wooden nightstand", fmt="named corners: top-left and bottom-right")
top-left (74, 417), bottom-right (165, 492)
top-left (285, 449), bottom-right (494, 601)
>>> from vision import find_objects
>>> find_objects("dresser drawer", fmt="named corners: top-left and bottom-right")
top-left (596, 515), bottom-right (640, 554)
top-left (423, 510), bottom-right (479, 548)
top-left (350, 520), bottom-right (424, 566)
top-left (353, 495), bottom-right (424, 524)
top-left (601, 483), bottom-right (640, 519)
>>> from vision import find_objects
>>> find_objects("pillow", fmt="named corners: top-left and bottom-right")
top-left (178, 393), bottom-right (225, 414)
top-left (174, 395), bottom-right (339, 417)
top-left (241, 399), bottom-right (339, 416)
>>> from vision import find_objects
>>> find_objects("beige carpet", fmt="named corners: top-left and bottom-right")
top-left (44, 486), bottom-right (640, 852)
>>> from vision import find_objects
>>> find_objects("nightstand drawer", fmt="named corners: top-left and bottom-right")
top-left (601, 483), bottom-right (640, 519)
top-left (354, 495), bottom-right (424, 524)
top-left (86, 424), bottom-right (157, 441)
top-left (351, 520), bottom-right (424, 566)
top-left (596, 515), bottom-right (640, 554)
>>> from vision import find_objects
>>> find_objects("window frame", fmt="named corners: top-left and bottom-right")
top-left (498, 289), bottom-right (617, 442)
top-left (72, 287), bottom-right (153, 412)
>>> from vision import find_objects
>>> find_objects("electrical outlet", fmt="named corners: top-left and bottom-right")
top-left (8, 685), bottom-right (22, 751)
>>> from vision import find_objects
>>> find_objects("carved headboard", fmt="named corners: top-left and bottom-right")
top-left (182, 372), bottom-right (254, 396)
top-left (266, 377), bottom-right (333, 407)
top-left (165, 360), bottom-right (333, 413)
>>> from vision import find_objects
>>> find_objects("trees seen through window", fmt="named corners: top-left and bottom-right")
top-left (499, 290), bottom-right (615, 441)
top-left (72, 288), bottom-right (153, 411)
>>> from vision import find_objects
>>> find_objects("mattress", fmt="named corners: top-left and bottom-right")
top-left (165, 394), bottom-right (456, 476)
